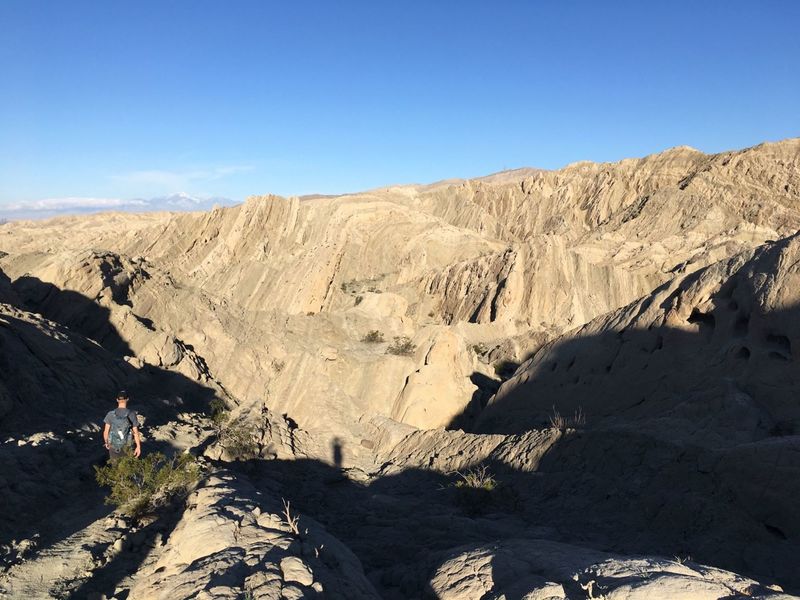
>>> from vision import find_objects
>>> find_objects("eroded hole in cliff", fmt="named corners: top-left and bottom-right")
top-left (766, 333), bottom-right (792, 356)
top-left (688, 308), bottom-right (715, 340)
top-left (734, 314), bottom-right (750, 336)
top-left (765, 523), bottom-right (788, 540)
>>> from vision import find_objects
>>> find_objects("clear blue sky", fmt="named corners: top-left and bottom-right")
top-left (1, 0), bottom-right (798, 207)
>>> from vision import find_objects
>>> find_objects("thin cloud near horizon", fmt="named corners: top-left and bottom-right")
top-left (0, 193), bottom-right (237, 221)
top-left (109, 165), bottom-right (255, 189)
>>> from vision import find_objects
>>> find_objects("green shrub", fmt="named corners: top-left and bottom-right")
top-left (354, 295), bottom-right (364, 306)
top-left (220, 418), bottom-right (260, 460)
top-left (450, 465), bottom-right (519, 516)
top-left (362, 330), bottom-right (385, 343)
top-left (453, 465), bottom-right (497, 491)
top-left (94, 450), bottom-right (200, 517)
top-left (209, 398), bottom-right (229, 426)
top-left (386, 336), bottom-right (415, 356)
top-left (207, 398), bottom-right (260, 460)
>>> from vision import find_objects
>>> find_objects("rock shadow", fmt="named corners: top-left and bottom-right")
top-left (0, 277), bottom-right (223, 591)
top-left (12, 275), bottom-right (134, 357)
top-left (440, 296), bottom-right (800, 593)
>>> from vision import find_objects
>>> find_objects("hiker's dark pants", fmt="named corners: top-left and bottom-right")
top-left (108, 447), bottom-right (125, 462)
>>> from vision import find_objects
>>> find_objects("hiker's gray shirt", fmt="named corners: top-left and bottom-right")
top-left (103, 408), bottom-right (140, 429)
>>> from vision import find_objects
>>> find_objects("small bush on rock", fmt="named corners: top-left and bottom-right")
top-left (208, 398), bottom-right (229, 426)
top-left (387, 336), bottom-right (415, 356)
top-left (454, 465), bottom-right (497, 491)
top-left (549, 405), bottom-right (586, 431)
top-left (362, 330), bottom-right (385, 343)
top-left (94, 450), bottom-right (200, 517)
top-left (220, 418), bottom-right (260, 460)
top-left (450, 465), bottom-right (518, 516)
top-left (208, 399), bottom-right (260, 460)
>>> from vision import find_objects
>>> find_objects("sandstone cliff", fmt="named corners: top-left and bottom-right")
top-left (1, 138), bottom-right (799, 598)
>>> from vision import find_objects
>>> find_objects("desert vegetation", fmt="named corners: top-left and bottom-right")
top-left (450, 465), bottom-right (518, 516)
top-left (386, 336), bottom-right (415, 356)
top-left (209, 398), bottom-right (260, 460)
top-left (549, 405), bottom-right (586, 431)
top-left (361, 330), bottom-right (385, 343)
top-left (4, 139), bottom-right (800, 598)
top-left (453, 465), bottom-right (497, 492)
top-left (94, 450), bottom-right (200, 518)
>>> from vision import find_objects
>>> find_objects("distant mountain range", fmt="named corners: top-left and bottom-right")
top-left (0, 193), bottom-right (237, 221)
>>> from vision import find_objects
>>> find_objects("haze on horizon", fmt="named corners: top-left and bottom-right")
top-left (1, 0), bottom-right (798, 219)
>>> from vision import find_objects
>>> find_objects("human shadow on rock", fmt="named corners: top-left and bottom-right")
top-left (230, 444), bottom-right (796, 598)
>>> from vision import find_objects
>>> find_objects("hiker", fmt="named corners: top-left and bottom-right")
top-left (103, 390), bottom-right (142, 460)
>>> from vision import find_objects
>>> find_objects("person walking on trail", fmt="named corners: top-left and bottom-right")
top-left (103, 390), bottom-right (142, 460)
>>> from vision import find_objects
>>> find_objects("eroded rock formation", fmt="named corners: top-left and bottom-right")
top-left (1, 138), bottom-right (799, 598)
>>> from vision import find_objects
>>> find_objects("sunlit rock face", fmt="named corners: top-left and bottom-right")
top-left (2, 139), bottom-right (800, 598)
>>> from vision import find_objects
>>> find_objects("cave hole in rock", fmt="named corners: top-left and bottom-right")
top-left (734, 314), bottom-right (750, 336)
top-left (687, 308), bottom-right (715, 341)
top-left (766, 333), bottom-right (792, 356)
top-left (764, 523), bottom-right (788, 540)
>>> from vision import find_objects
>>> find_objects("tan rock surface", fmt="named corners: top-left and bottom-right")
top-left (127, 474), bottom-right (379, 600)
top-left (2, 139), bottom-right (798, 437)
top-left (1, 139), bottom-right (800, 598)
top-left (428, 539), bottom-right (794, 600)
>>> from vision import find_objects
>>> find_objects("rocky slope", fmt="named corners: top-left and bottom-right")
top-left (1, 138), bottom-right (799, 598)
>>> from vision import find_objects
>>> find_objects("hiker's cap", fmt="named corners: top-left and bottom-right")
top-left (117, 390), bottom-right (129, 400)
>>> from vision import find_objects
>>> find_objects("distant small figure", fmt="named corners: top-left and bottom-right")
top-left (103, 390), bottom-right (142, 461)
top-left (332, 437), bottom-right (343, 468)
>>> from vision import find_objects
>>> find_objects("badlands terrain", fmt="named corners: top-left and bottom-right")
top-left (0, 138), bottom-right (799, 599)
